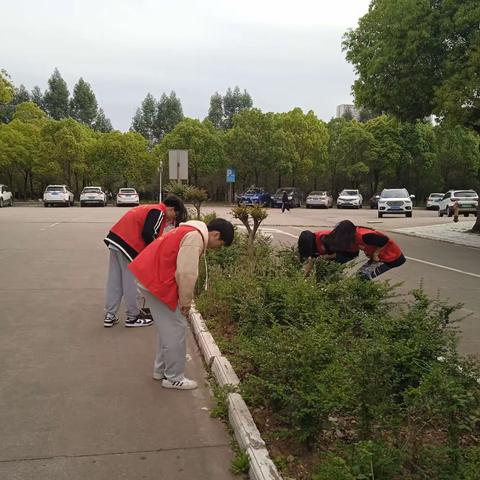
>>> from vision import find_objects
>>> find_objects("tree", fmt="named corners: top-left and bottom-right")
top-left (223, 86), bottom-right (253, 129)
top-left (130, 93), bottom-right (157, 144)
top-left (343, 0), bottom-right (480, 132)
top-left (0, 70), bottom-right (14, 104)
top-left (93, 108), bottom-right (113, 132)
top-left (0, 84), bottom-right (32, 123)
top-left (31, 86), bottom-right (44, 110)
top-left (157, 118), bottom-right (224, 185)
top-left (154, 91), bottom-right (184, 140)
top-left (14, 102), bottom-right (46, 123)
top-left (43, 68), bottom-right (70, 120)
top-left (231, 205), bottom-right (268, 258)
top-left (206, 92), bottom-right (224, 129)
top-left (70, 78), bottom-right (98, 126)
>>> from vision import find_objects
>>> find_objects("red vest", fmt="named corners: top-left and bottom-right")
top-left (354, 226), bottom-right (402, 262)
top-left (315, 230), bottom-right (331, 255)
top-left (128, 225), bottom-right (203, 310)
top-left (109, 204), bottom-right (167, 257)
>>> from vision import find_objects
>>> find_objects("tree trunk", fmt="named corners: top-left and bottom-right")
top-left (277, 173), bottom-right (282, 188)
top-left (313, 176), bottom-right (318, 191)
top-left (29, 170), bottom-right (34, 199)
top-left (23, 172), bottom-right (28, 200)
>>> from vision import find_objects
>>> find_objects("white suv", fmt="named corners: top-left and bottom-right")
top-left (43, 185), bottom-right (74, 207)
top-left (438, 190), bottom-right (478, 218)
top-left (0, 184), bottom-right (13, 207)
top-left (116, 188), bottom-right (139, 206)
top-left (336, 189), bottom-right (363, 209)
top-left (378, 188), bottom-right (414, 218)
top-left (80, 186), bottom-right (107, 207)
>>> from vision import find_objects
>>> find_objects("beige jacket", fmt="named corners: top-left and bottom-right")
top-left (175, 220), bottom-right (208, 308)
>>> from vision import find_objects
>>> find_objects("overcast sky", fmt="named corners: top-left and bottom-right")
top-left (1, 0), bottom-right (371, 131)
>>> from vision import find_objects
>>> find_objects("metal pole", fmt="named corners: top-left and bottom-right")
top-left (159, 161), bottom-right (163, 202)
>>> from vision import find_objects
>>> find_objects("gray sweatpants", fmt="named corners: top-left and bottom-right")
top-left (105, 248), bottom-right (140, 317)
top-left (141, 288), bottom-right (187, 382)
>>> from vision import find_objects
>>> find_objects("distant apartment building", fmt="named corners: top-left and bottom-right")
top-left (336, 104), bottom-right (360, 120)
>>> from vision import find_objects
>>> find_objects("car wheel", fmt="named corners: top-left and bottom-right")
top-left (464, 214), bottom-right (469, 217)
top-left (447, 207), bottom-right (453, 217)
top-left (438, 209), bottom-right (444, 217)
top-left (378, 212), bottom-right (383, 218)
top-left (0, 198), bottom-right (3, 208)
top-left (406, 212), bottom-right (412, 218)
top-left (9, 198), bottom-right (13, 206)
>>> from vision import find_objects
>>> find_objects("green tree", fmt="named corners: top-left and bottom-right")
top-left (93, 108), bottom-right (113, 133)
top-left (157, 118), bottom-right (224, 185)
top-left (43, 68), bottom-right (70, 120)
top-left (0, 84), bottom-right (32, 123)
top-left (154, 91), bottom-right (184, 140)
top-left (130, 93), bottom-right (157, 144)
top-left (206, 92), bottom-right (224, 129)
top-left (70, 78), bottom-right (98, 126)
top-left (223, 86), bottom-right (253, 129)
top-left (31, 86), bottom-right (44, 110)
top-left (0, 69), bottom-right (14, 104)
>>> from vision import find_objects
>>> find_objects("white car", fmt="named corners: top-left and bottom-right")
top-left (43, 185), bottom-right (74, 207)
top-left (377, 188), bottom-right (414, 218)
top-left (306, 191), bottom-right (333, 208)
top-left (80, 186), bottom-right (107, 207)
top-left (0, 184), bottom-right (13, 207)
top-left (426, 193), bottom-right (444, 210)
top-left (438, 190), bottom-right (478, 218)
top-left (116, 188), bottom-right (139, 206)
top-left (336, 189), bottom-right (363, 209)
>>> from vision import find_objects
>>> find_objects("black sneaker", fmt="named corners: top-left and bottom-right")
top-left (104, 313), bottom-right (119, 328)
top-left (141, 307), bottom-right (153, 321)
top-left (125, 312), bottom-right (154, 328)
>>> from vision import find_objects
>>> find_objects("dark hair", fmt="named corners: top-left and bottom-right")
top-left (207, 218), bottom-right (235, 246)
top-left (163, 194), bottom-right (187, 225)
top-left (322, 220), bottom-right (356, 252)
top-left (298, 230), bottom-right (317, 260)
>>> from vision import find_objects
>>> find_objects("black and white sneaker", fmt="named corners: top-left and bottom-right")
top-left (125, 313), bottom-right (154, 328)
top-left (104, 313), bottom-right (119, 328)
top-left (162, 378), bottom-right (198, 390)
top-left (140, 307), bottom-right (153, 321)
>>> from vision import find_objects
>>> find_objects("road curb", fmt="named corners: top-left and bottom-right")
top-left (189, 306), bottom-right (282, 480)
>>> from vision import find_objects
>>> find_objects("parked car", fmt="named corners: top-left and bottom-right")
top-left (116, 188), bottom-right (140, 206)
top-left (43, 185), bottom-right (74, 207)
top-left (438, 190), bottom-right (478, 217)
top-left (80, 186), bottom-right (107, 207)
top-left (0, 184), bottom-right (13, 207)
top-left (237, 187), bottom-right (271, 207)
top-left (426, 192), bottom-right (444, 210)
top-left (377, 188), bottom-right (414, 218)
top-left (369, 193), bottom-right (381, 209)
top-left (336, 189), bottom-right (363, 209)
top-left (305, 191), bottom-right (333, 208)
top-left (271, 187), bottom-right (303, 208)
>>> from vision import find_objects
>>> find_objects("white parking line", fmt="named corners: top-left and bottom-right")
top-left (40, 222), bottom-right (60, 231)
top-left (406, 256), bottom-right (480, 279)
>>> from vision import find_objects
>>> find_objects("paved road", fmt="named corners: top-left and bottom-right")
top-left (0, 207), bottom-right (237, 480)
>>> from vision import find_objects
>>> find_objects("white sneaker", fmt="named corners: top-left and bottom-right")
top-left (162, 378), bottom-right (198, 390)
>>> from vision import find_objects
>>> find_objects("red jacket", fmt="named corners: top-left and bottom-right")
top-left (354, 226), bottom-right (402, 262)
top-left (315, 230), bottom-right (332, 255)
top-left (104, 204), bottom-right (167, 261)
top-left (128, 225), bottom-right (201, 310)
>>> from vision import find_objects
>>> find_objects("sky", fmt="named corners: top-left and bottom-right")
top-left (1, 0), bottom-right (371, 131)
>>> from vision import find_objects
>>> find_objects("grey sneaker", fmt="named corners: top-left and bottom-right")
top-left (104, 313), bottom-right (119, 328)
top-left (162, 378), bottom-right (198, 390)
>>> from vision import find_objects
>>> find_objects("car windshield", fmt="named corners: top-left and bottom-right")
top-left (245, 189), bottom-right (263, 194)
top-left (381, 189), bottom-right (408, 198)
top-left (454, 191), bottom-right (477, 198)
top-left (46, 186), bottom-right (64, 192)
top-left (275, 188), bottom-right (293, 195)
top-left (120, 189), bottom-right (136, 194)
top-left (83, 188), bottom-right (101, 193)
top-left (309, 191), bottom-right (326, 196)
top-left (341, 190), bottom-right (358, 196)
top-left (429, 193), bottom-right (443, 198)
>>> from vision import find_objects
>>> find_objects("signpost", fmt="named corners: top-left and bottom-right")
top-left (168, 150), bottom-right (189, 182)
top-left (226, 167), bottom-right (236, 204)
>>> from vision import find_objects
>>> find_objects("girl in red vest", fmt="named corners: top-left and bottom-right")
top-left (322, 220), bottom-right (406, 280)
top-left (298, 229), bottom-right (359, 275)
top-left (103, 195), bottom-right (187, 328)
top-left (129, 218), bottom-right (234, 390)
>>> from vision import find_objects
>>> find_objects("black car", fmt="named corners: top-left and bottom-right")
top-left (271, 187), bottom-right (303, 208)
top-left (369, 193), bottom-right (381, 209)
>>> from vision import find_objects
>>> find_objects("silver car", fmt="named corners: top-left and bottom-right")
top-left (336, 189), bottom-right (363, 209)
top-left (80, 186), bottom-right (107, 207)
top-left (306, 191), bottom-right (333, 209)
top-left (116, 188), bottom-right (140, 207)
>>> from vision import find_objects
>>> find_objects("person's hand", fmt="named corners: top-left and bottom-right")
top-left (304, 258), bottom-right (313, 276)
top-left (180, 305), bottom-right (191, 317)
top-left (372, 252), bottom-right (380, 262)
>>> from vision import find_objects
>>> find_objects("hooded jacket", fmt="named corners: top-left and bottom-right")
top-left (128, 221), bottom-right (208, 310)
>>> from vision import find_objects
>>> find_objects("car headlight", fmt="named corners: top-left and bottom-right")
top-left (288, 196), bottom-right (292, 200)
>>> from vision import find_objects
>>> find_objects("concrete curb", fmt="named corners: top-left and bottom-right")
top-left (189, 306), bottom-right (282, 480)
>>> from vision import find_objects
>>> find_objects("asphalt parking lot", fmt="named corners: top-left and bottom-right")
top-left (0, 205), bottom-right (478, 478)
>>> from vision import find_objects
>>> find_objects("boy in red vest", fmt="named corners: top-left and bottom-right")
top-left (129, 218), bottom-right (235, 390)
top-left (103, 195), bottom-right (186, 328)
top-left (298, 229), bottom-right (359, 275)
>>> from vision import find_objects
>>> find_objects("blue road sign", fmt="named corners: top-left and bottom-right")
top-left (226, 167), bottom-right (236, 183)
